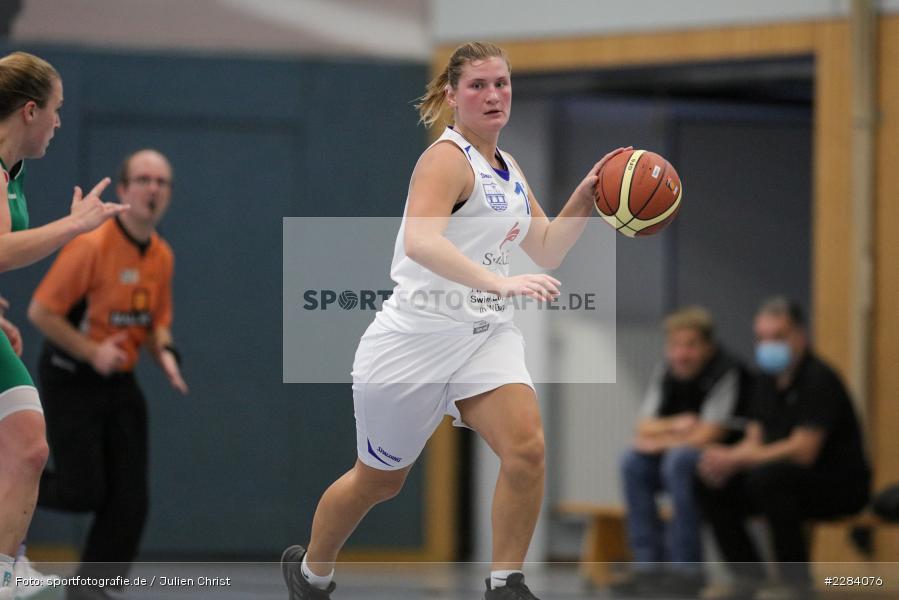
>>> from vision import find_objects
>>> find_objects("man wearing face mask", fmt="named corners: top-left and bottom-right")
top-left (28, 149), bottom-right (188, 600)
top-left (695, 297), bottom-right (869, 600)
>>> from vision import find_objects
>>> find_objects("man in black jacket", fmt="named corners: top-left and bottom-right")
top-left (696, 297), bottom-right (870, 600)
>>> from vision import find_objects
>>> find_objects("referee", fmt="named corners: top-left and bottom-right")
top-left (28, 149), bottom-right (187, 600)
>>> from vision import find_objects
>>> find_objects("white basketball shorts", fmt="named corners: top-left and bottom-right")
top-left (352, 318), bottom-right (534, 470)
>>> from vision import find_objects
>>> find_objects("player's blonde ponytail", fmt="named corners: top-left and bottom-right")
top-left (416, 41), bottom-right (509, 128)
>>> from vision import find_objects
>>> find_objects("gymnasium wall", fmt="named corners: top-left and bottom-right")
top-left (0, 43), bottom-right (428, 557)
top-left (432, 0), bottom-right (899, 42)
top-left (10, 1), bottom-right (899, 61)
top-left (9, 0), bottom-right (429, 59)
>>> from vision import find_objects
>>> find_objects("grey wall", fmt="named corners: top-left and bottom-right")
top-left (432, 0), bottom-right (899, 43)
top-left (0, 43), bottom-right (427, 557)
top-left (672, 109), bottom-right (812, 360)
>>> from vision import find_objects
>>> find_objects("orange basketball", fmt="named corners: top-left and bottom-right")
top-left (594, 149), bottom-right (682, 237)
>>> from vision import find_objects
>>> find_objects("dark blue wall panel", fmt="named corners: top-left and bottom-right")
top-left (0, 43), bottom-right (427, 556)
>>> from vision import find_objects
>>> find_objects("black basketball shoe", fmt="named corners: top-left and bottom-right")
top-left (484, 573), bottom-right (540, 600)
top-left (281, 545), bottom-right (336, 600)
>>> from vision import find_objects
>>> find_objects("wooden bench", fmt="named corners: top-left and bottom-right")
top-left (556, 502), bottom-right (670, 587)
top-left (557, 502), bottom-right (897, 589)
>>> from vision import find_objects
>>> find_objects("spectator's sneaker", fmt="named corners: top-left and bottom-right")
top-left (281, 545), bottom-right (335, 600)
top-left (483, 573), bottom-right (540, 600)
top-left (13, 556), bottom-right (62, 599)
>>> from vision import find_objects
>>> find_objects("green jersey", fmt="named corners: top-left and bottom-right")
top-left (1, 158), bottom-right (28, 232)
top-left (1, 157), bottom-right (35, 395)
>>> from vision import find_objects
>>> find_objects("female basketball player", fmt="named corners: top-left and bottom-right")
top-left (283, 42), bottom-right (628, 600)
top-left (0, 51), bottom-right (127, 599)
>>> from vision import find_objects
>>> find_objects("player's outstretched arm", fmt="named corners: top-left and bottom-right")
top-left (0, 177), bottom-right (128, 273)
top-left (517, 147), bottom-right (631, 269)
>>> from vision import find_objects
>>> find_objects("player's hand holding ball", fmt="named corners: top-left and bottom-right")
top-left (576, 146), bottom-right (633, 207)
top-left (594, 148), bottom-right (683, 237)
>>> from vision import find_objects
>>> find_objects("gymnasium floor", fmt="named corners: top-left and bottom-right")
top-left (28, 561), bottom-right (899, 599)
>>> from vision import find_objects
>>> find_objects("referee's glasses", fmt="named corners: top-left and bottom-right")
top-left (126, 175), bottom-right (172, 189)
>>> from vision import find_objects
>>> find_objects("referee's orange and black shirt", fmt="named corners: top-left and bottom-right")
top-left (33, 218), bottom-right (174, 372)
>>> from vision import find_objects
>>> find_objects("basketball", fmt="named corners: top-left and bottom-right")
top-left (594, 149), bottom-right (682, 237)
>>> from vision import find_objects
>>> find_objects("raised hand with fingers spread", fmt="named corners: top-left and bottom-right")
top-left (69, 177), bottom-right (129, 234)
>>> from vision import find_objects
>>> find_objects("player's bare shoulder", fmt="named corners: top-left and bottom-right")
top-left (416, 140), bottom-right (471, 179)
top-left (409, 140), bottom-right (474, 208)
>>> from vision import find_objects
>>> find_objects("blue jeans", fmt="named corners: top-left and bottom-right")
top-left (620, 446), bottom-right (703, 571)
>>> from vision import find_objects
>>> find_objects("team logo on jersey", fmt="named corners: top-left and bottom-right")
top-left (473, 320), bottom-right (490, 334)
top-left (483, 182), bottom-right (507, 212)
top-left (132, 288), bottom-right (149, 311)
top-left (119, 268), bottom-right (140, 284)
top-left (479, 172), bottom-right (493, 180)
top-left (500, 221), bottom-right (521, 250)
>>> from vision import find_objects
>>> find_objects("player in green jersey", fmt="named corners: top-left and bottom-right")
top-left (0, 51), bottom-right (127, 600)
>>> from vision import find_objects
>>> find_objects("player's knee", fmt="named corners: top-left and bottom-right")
top-left (16, 434), bottom-right (49, 477)
top-left (375, 477), bottom-right (406, 502)
top-left (355, 465), bottom-right (408, 503)
top-left (361, 474), bottom-right (406, 503)
top-left (502, 431), bottom-right (545, 478)
top-left (2, 413), bottom-right (49, 476)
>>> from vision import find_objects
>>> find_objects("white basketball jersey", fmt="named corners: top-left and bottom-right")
top-left (377, 126), bottom-right (532, 334)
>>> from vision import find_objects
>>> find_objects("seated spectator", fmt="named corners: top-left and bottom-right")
top-left (696, 297), bottom-right (870, 600)
top-left (614, 306), bottom-right (749, 598)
